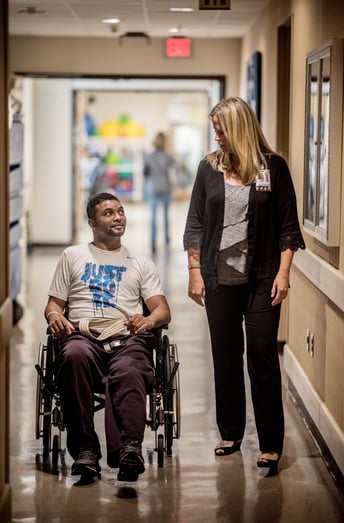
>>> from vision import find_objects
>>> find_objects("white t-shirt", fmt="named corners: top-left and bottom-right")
top-left (48, 243), bottom-right (165, 326)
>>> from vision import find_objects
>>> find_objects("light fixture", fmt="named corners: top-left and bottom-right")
top-left (119, 32), bottom-right (151, 45)
top-left (101, 18), bottom-right (120, 25)
top-left (168, 25), bottom-right (188, 35)
top-left (169, 7), bottom-right (194, 12)
top-left (101, 18), bottom-right (120, 34)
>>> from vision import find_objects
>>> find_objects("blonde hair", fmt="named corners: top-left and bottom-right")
top-left (206, 97), bottom-right (275, 184)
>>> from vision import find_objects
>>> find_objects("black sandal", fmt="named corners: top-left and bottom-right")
top-left (215, 440), bottom-right (242, 456)
top-left (257, 453), bottom-right (280, 475)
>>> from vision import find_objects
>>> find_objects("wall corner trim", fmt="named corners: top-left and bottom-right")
top-left (293, 249), bottom-right (344, 312)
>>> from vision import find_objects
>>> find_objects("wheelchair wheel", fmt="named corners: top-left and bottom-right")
top-left (52, 434), bottom-right (59, 471)
top-left (35, 343), bottom-right (45, 440)
top-left (162, 335), bottom-right (181, 455)
top-left (170, 343), bottom-right (181, 440)
top-left (35, 337), bottom-right (54, 455)
top-left (157, 434), bottom-right (164, 468)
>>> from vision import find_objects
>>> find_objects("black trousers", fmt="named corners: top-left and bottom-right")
top-left (205, 280), bottom-right (284, 454)
top-left (57, 331), bottom-right (155, 460)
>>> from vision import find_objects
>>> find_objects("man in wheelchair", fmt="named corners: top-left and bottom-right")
top-left (44, 192), bottom-right (171, 484)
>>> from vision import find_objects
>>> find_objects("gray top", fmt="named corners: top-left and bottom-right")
top-left (217, 181), bottom-right (250, 285)
top-left (143, 150), bottom-right (175, 196)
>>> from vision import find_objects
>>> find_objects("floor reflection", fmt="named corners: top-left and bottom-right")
top-left (10, 201), bottom-right (344, 522)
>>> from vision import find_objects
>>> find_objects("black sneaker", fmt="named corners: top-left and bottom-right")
top-left (71, 450), bottom-right (101, 476)
top-left (117, 441), bottom-right (145, 482)
top-left (107, 449), bottom-right (120, 468)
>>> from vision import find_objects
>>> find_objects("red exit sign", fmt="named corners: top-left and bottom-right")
top-left (166, 38), bottom-right (192, 58)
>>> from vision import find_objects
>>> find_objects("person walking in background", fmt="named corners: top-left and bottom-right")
top-left (143, 132), bottom-right (176, 254)
top-left (183, 97), bottom-right (305, 475)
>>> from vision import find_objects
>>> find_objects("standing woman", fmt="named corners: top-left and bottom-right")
top-left (183, 97), bottom-right (305, 474)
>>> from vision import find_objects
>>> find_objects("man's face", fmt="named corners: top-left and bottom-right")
top-left (90, 199), bottom-right (127, 240)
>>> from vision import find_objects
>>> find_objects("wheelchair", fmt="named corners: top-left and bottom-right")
top-left (35, 327), bottom-right (180, 472)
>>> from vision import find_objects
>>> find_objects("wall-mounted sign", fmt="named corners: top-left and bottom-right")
top-left (166, 38), bottom-right (192, 58)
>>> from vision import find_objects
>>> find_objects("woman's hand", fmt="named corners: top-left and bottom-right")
top-left (188, 270), bottom-right (206, 307)
top-left (271, 273), bottom-right (289, 306)
top-left (271, 249), bottom-right (294, 306)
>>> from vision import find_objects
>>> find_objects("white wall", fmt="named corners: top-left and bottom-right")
top-left (29, 79), bottom-right (73, 244)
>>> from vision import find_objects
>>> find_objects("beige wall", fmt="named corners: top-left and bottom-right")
top-left (9, 36), bottom-right (242, 97)
top-left (240, 0), bottom-right (292, 148)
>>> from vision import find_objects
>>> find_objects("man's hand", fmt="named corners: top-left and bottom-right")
top-left (125, 314), bottom-right (154, 335)
top-left (48, 313), bottom-right (75, 336)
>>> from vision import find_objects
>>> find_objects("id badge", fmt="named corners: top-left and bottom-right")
top-left (256, 168), bottom-right (271, 191)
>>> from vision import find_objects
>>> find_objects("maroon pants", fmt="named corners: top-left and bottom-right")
top-left (56, 331), bottom-right (155, 460)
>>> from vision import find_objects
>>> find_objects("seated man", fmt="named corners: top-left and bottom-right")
top-left (44, 192), bottom-right (171, 484)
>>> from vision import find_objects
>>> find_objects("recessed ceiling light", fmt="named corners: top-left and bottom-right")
top-left (169, 8), bottom-right (194, 12)
top-left (101, 18), bottom-right (120, 24)
top-left (169, 26), bottom-right (188, 35)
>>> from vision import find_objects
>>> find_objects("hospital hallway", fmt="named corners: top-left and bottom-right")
top-left (9, 199), bottom-right (344, 523)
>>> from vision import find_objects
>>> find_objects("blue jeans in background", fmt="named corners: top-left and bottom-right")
top-left (148, 192), bottom-right (171, 252)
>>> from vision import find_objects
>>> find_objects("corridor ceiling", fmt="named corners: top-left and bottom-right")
top-left (9, 0), bottom-right (271, 39)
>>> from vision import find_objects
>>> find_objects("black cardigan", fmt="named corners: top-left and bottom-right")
top-left (183, 154), bottom-right (305, 289)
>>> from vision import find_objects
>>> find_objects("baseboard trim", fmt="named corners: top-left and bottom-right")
top-left (284, 344), bottom-right (344, 496)
top-left (277, 340), bottom-right (285, 354)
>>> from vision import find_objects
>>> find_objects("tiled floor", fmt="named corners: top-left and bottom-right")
top-left (10, 200), bottom-right (344, 522)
